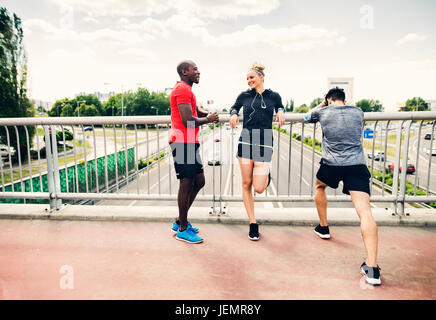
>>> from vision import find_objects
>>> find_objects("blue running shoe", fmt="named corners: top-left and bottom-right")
top-left (176, 228), bottom-right (203, 244)
top-left (171, 221), bottom-right (199, 233)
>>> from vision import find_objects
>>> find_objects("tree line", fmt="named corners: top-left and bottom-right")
top-left (285, 96), bottom-right (429, 113)
top-left (48, 88), bottom-right (171, 118)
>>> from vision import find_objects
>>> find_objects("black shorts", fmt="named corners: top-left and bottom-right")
top-left (236, 128), bottom-right (274, 162)
top-left (170, 143), bottom-right (204, 180)
top-left (316, 161), bottom-right (371, 195)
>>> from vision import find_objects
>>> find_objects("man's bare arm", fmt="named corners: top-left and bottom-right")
top-left (178, 104), bottom-right (218, 127)
top-left (196, 106), bottom-right (209, 118)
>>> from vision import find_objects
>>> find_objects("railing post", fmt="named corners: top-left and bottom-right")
top-left (44, 125), bottom-right (62, 210)
top-left (398, 120), bottom-right (412, 216)
top-left (391, 121), bottom-right (403, 215)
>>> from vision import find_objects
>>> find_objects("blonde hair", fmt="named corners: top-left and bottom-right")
top-left (250, 62), bottom-right (265, 77)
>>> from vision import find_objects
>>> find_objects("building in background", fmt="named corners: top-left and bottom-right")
top-left (75, 91), bottom-right (115, 103)
top-left (32, 99), bottom-right (52, 112)
top-left (327, 77), bottom-right (354, 105)
top-left (397, 102), bottom-right (406, 112)
top-left (93, 91), bottom-right (115, 103)
top-left (426, 99), bottom-right (436, 111)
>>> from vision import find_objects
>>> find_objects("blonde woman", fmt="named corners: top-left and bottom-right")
top-left (229, 63), bottom-right (285, 240)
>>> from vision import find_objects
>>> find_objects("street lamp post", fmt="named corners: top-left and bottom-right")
top-left (121, 84), bottom-right (124, 117)
top-left (77, 100), bottom-right (86, 117)
top-left (105, 82), bottom-right (133, 116)
top-left (58, 103), bottom-right (65, 117)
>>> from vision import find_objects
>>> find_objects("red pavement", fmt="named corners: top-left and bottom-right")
top-left (0, 219), bottom-right (434, 300)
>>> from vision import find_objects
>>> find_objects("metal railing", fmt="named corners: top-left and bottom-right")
top-left (0, 112), bottom-right (435, 215)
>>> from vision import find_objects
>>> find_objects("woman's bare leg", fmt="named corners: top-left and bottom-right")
top-left (238, 157), bottom-right (255, 223)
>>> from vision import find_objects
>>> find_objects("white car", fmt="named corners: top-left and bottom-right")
top-left (426, 148), bottom-right (436, 156)
top-left (368, 151), bottom-right (385, 161)
top-left (0, 145), bottom-right (16, 158)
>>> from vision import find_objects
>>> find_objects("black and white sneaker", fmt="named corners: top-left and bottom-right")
top-left (249, 223), bottom-right (260, 241)
top-left (360, 262), bottom-right (382, 286)
top-left (314, 224), bottom-right (330, 239)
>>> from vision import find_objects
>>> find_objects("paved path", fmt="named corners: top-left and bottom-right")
top-left (0, 219), bottom-right (434, 299)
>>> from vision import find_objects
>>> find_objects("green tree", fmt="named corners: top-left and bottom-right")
top-left (55, 130), bottom-right (73, 145)
top-left (294, 104), bottom-right (309, 113)
top-left (48, 98), bottom-right (71, 117)
top-left (78, 104), bottom-right (99, 117)
top-left (104, 94), bottom-right (121, 116)
top-left (36, 105), bottom-right (45, 114)
top-left (0, 7), bottom-right (36, 160)
top-left (310, 97), bottom-right (323, 109)
top-left (108, 88), bottom-right (170, 116)
top-left (72, 94), bottom-right (103, 116)
top-left (285, 99), bottom-right (294, 112)
top-left (403, 97), bottom-right (428, 111)
top-left (356, 99), bottom-right (384, 112)
top-left (60, 104), bottom-right (74, 117)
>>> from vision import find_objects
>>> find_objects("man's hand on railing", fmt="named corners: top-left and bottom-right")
top-left (207, 112), bottom-right (219, 124)
top-left (229, 114), bottom-right (239, 129)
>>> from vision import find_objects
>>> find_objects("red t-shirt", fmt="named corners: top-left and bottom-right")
top-left (169, 81), bottom-right (199, 143)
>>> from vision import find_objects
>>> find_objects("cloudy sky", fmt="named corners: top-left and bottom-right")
top-left (2, 0), bottom-right (436, 111)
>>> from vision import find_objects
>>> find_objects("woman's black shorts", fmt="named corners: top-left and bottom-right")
top-left (316, 161), bottom-right (371, 195)
top-left (236, 128), bottom-right (274, 162)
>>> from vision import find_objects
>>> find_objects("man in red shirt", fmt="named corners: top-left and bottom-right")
top-left (169, 60), bottom-right (219, 243)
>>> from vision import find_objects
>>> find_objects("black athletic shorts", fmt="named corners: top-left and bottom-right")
top-left (316, 160), bottom-right (371, 195)
top-left (236, 128), bottom-right (274, 162)
top-left (170, 142), bottom-right (204, 180)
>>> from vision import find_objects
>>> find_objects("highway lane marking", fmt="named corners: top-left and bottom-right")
top-left (128, 159), bottom-right (174, 206)
top-left (279, 153), bottom-right (311, 187)
top-left (268, 179), bottom-right (283, 208)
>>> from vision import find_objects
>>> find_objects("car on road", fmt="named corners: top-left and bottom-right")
top-left (387, 163), bottom-right (415, 174)
top-left (426, 148), bottom-right (436, 156)
top-left (0, 145), bottom-right (16, 159)
top-left (368, 151), bottom-right (385, 161)
top-left (208, 150), bottom-right (221, 166)
top-left (84, 126), bottom-right (93, 132)
top-left (424, 133), bottom-right (432, 140)
top-left (215, 138), bottom-right (220, 142)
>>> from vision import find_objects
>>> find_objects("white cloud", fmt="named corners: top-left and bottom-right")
top-left (118, 16), bottom-right (345, 52)
top-left (202, 24), bottom-right (346, 52)
top-left (48, 0), bottom-right (280, 19)
top-left (360, 58), bottom-right (436, 110)
top-left (119, 48), bottom-right (157, 61)
top-left (80, 28), bottom-right (147, 43)
top-left (48, 0), bottom-right (172, 17)
top-left (48, 47), bottom-right (96, 60)
top-left (83, 16), bottom-right (99, 24)
top-left (23, 18), bottom-right (151, 44)
top-left (397, 33), bottom-right (427, 45)
top-left (23, 18), bottom-right (76, 39)
top-left (174, 0), bottom-right (280, 19)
